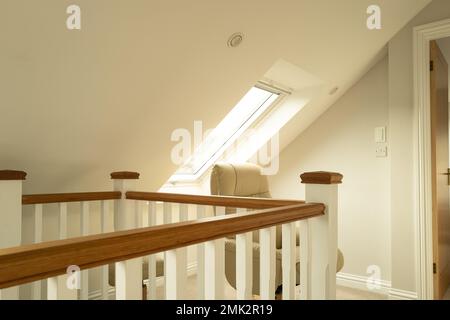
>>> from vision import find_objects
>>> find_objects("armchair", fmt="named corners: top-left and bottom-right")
top-left (210, 162), bottom-right (344, 296)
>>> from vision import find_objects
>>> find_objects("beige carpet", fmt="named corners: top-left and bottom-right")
top-left (154, 274), bottom-right (387, 300)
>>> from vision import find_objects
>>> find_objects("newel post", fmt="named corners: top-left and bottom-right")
top-left (0, 170), bottom-right (26, 300)
top-left (300, 171), bottom-right (342, 300)
top-left (111, 171), bottom-right (142, 300)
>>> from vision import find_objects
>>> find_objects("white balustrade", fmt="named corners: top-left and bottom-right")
top-left (302, 172), bottom-right (340, 300)
top-left (299, 220), bottom-right (311, 300)
top-left (0, 170), bottom-right (340, 302)
top-left (113, 173), bottom-right (142, 300)
top-left (100, 200), bottom-right (110, 300)
top-left (47, 202), bottom-right (78, 300)
top-left (204, 206), bottom-right (225, 300)
top-left (196, 205), bottom-right (206, 300)
top-left (259, 226), bottom-right (276, 300)
top-left (147, 201), bottom-right (157, 299)
top-left (0, 171), bottom-right (23, 300)
top-left (31, 204), bottom-right (43, 300)
top-left (282, 222), bottom-right (296, 300)
top-left (236, 210), bottom-right (253, 300)
top-left (165, 203), bottom-right (189, 300)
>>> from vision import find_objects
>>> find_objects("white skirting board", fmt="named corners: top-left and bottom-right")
top-left (89, 267), bottom-right (418, 300)
top-left (388, 288), bottom-right (419, 300)
top-left (337, 272), bottom-right (418, 300)
top-left (336, 272), bottom-right (391, 295)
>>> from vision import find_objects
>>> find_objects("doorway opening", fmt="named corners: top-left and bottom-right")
top-left (414, 19), bottom-right (450, 300)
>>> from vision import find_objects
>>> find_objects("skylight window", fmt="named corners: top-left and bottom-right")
top-left (171, 85), bottom-right (283, 181)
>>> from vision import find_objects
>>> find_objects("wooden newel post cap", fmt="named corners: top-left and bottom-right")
top-left (300, 171), bottom-right (343, 184)
top-left (110, 171), bottom-right (140, 180)
top-left (0, 170), bottom-right (27, 180)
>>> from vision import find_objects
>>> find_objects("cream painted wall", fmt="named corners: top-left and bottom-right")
top-left (388, 0), bottom-right (450, 294)
top-left (268, 56), bottom-right (391, 282)
top-left (270, 0), bottom-right (450, 295)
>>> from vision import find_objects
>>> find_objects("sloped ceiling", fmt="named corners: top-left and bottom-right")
top-left (0, 0), bottom-right (430, 193)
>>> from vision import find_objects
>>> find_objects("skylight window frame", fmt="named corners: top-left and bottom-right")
top-left (170, 82), bottom-right (289, 183)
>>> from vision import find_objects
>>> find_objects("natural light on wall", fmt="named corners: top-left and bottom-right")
top-left (170, 85), bottom-right (282, 182)
top-left (166, 59), bottom-right (325, 185)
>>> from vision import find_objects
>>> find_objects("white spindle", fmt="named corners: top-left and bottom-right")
top-left (59, 203), bottom-right (68, 239)
top-left (236, 209), bottom-right (253, 300)
top-left (135, 199), bottom-right (144, 301)
top-left (115, 257), bottom-right (143, 300)
top-left (282, 222), bottom-right (296, 300)
top-left (204, 206), bottom-right (225, 300)
top-left (113, 172), bottom-right (142, 300)
top-left (47, 203), bottom-right (77, 300)
top-left (302, 172), bottom-right (340, 300)
top-left (100, 200), bottom-right (109, 300)
top-left (31, 204), bottom-right (43, 300)
top-left (204, 239), bottom-right (225, 300)
top-left (163, 202), bottom-right (172, 224)
top-left (47, 277), bottom-right (58, 300)
top-left (179, 203), bottom-right (188, 222)
top-left (307, 185), bottom-right (338, 300)
top-left (299, 220), bottom-right (311, 300)
top-left (163, 202), bottom-right (187, 300)
top-left (147, 201), bottom-right (157, 300)
top-left (163, 202), bottom-right (171, 299)
top-left (0, 172), bottom-right (24, 300)
top-left (80, 201), bottom-right (89, 300)
top-left (259, 226), bottom-right (276, 300)
top-left (47, 203), bottom-right (62, 300)
top-left (81, 202), bottom-right (89, 235)
top-left (197, 205), bottom-right (205, 300)
top-left (177, 203), bottom-right (188, 296)
top-left (165, 248), bottom-right (185, 300)
top-left (135, 200), bottom-right (143, 228)
top-left (34, 204), bottom-right (43, 242)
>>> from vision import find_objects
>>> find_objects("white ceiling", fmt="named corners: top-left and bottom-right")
top-left (0, 0), bottom-right (431, 193)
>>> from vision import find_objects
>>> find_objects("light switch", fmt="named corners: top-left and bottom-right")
top-left (376, 146), bottom-right (387, 158)
top-left (375, 127), bottom-right (386, 143)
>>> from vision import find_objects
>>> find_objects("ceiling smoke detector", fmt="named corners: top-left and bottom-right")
top-left (227, 33), bottom-right (244, 48)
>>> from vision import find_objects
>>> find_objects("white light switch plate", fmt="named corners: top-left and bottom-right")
top-left (376, 146), bottom-right (387, 158)
top-left (375, 127), bottom-right (386, 143)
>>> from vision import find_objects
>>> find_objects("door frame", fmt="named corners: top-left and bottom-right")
top-left (413, 18), bottom-right (450, 300)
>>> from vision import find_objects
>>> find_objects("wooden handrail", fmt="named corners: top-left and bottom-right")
top-left (300, 171), bottom-right (343, 185)
top-left (0, 203), bottom-right (323, 288)
top-left (0, 170), bottom-right (27, 180)
top-left (21, 191), bottom-right (303, 207)
top-left (110, 171), bottom-right (140, 180)
top-left (126, 191), bottom-right (304, 209)
top-left (22, 191), bottom-right (122, 205)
